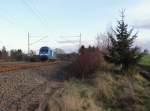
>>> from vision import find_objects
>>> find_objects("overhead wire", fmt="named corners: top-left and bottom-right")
top-left (29, 0), bottom-right (48, 25)
top-left (30, 36), bottom-right (48, 46)
top-left (0, 3), bottom-right (29, 34)
top-left (22, 0), bottom-right (48, 31)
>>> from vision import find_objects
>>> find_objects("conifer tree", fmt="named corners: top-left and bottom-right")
top-left (107, 11), bottom-right (144, 70)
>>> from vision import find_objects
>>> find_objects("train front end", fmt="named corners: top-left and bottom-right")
top-left (39, 46), bottom-right (53, 61)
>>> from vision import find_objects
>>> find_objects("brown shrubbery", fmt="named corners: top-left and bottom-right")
top-left (71, 46), bottom-right (105, 79)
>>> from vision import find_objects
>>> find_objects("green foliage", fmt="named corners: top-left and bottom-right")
top-left (107, 12), bottom-right (144, 71)
top-left (140, 55), bottom-right (150, 66)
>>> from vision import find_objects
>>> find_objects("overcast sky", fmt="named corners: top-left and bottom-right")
top-left (0, 0), bottom-right (150, 53)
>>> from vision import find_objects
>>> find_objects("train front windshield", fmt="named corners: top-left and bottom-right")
top-left (40, 47), bottom-right (48, 53)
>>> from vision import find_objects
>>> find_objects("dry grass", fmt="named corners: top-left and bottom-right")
top-left (92, 72), bottom-right (147, 111)
top-left (45, 81), bottom-right (104, 111)
top-left (92, 74), bottom-right (116, 103)
top-left (45, 71), bottom-right (149, 111)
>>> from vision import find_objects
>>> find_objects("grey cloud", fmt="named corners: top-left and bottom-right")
top-left (136, 41), bottom-right (150, 51)
top-left (134, 19), bottom-right (150, 29)
top-left (142, 42), bottom-right (150, 51)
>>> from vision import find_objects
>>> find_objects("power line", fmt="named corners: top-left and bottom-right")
top-left (29, 0), bottom-right (48, 25)
top-left (28, 32), bottom-right (48, 55)
top-left (58, 40), bottom-right (79, 43)
top-left (0, 7), bottom-right (27, 34)
top-left (58, 33), bottom-right (82, 48)
top-left (30, 36), bottom-right (48, 45)
top-left (23, 0), bottom-right (48, 30)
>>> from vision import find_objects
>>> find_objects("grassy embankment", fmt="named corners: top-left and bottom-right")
top-left (140, 55), bottom-right (150, 66)
top-left (44, 54), bottom-right (150, 111)
top-left (45, 71), bottom-right (150, 111)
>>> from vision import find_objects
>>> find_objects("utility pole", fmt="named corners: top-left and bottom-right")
top-left (79, 33), bottom-right (81, 48)
top-left (27, 32), bottom-right (48, 56)
top-left (28, 32), bottom-right (30, 56)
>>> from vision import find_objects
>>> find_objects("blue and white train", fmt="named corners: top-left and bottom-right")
top-left (39, 46), bottom-right (55, 61)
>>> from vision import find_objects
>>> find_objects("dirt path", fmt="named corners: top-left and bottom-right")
top-left (0, 62), bottom-right (68, 111)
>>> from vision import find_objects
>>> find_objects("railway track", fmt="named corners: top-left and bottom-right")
top-left (0, 61), bottom-right (58, 73)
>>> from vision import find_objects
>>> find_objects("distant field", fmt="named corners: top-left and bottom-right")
top-left (140, 55), bottom-right (150, 66)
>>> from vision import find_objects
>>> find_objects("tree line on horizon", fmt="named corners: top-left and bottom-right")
top-left (0, 46), bottom-right (38, 61)
top-left (0, 46), bottom-right (66, 61)
top-left (0, 46), bottom-right (25, 61)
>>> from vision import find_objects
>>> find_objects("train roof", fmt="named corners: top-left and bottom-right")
top-left (40, 46), bottom-right (51, 49)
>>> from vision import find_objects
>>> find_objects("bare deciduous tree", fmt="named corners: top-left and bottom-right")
top-left (96, 33), bottom-right (111, 54)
